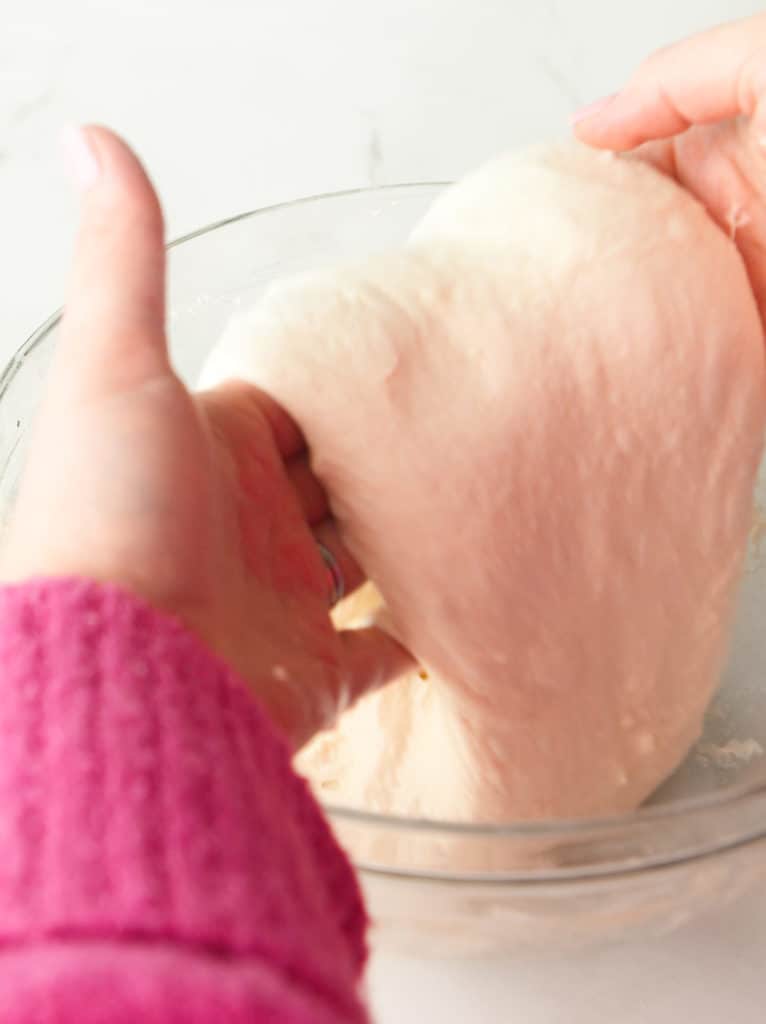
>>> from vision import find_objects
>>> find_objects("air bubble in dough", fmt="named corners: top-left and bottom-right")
top-left (200, 144), bottom-right (766, 822)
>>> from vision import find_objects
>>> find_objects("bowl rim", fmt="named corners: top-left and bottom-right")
top-left (7, 183), bottom-right (766, 872)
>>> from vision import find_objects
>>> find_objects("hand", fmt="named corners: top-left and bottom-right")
top-left (572, 14), bottom-right (766, 323)
top-left (0, 125), bottom-right (411, 749)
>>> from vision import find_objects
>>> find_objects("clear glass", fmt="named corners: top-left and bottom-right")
top-left (3, 186), bottom-right (766, 956)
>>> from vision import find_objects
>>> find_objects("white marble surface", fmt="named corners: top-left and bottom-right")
top-left (369, 889), bottom-right (766, 1023)
top-left (2, 0), bottom-right (766, 1020)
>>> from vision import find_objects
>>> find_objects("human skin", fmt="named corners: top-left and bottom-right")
top-left (204, 143), bottom-right (766, 820)
top-left (0, 125), bottom-right (412, 751)
top-left (573, 13), bottom-right (766, 326)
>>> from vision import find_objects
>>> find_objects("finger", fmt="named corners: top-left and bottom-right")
top-left (572, 17), bottom-right (766, 150)
top-left (200, 380), bottom-right (306, 460)
top-left (337, 624), bottom-right (415, 710)
top-left (282, 623), bottom-right (415, 751)
top-left (314, 519), bottom-right (365, 598)
top-left (56, 125), bottom-right (171, 399)
top-left (286, 455), bottom-right (330, 524)
top-left (231, 383), bottom-right (306, 460)
top-left (628, 130), bottom-right (766, 325)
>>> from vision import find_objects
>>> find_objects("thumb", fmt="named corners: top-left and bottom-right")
top-left (55, 124), bottom-right (170, 400)
top-left (571, 20), bottom-right (766, 151)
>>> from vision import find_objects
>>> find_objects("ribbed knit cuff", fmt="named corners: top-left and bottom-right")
top-left (0, 578), bottom-right (368, 1019)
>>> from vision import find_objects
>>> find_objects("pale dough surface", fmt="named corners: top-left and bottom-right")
top-left (201, 144), bottom-right (766, 821)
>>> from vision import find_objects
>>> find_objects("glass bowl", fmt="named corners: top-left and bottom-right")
top-left (3, 185), bottom-right (766, 957)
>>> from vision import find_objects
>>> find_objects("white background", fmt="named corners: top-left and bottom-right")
top-left (2, 1), bottom-right (765, 1020)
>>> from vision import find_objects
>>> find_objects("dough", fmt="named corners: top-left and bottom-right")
top-left (200, 144), bottom-right (766, 822)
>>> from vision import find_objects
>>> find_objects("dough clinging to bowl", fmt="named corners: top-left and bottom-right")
top-left (202, 144), bottom-right (766, 821)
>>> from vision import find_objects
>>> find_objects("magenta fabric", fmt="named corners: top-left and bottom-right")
top-left (0, 578), bottom-right (369, 1022)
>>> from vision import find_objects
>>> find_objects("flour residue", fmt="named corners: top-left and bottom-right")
top-left (696, 738), bottom-right (764, 769)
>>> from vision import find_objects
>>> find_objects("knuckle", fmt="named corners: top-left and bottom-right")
top-left (632, 42), bottom-right (676, 86)
top-left (302, 651), bottom-right (349, 738)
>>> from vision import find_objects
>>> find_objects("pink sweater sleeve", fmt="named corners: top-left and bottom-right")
top-left (0, 578), bottom-right (370, 1023)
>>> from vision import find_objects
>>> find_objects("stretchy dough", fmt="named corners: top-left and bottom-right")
top-left (201, 144), bottom-right (766, 821)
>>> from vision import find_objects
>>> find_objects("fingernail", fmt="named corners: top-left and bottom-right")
top-left (60, 124), bottom-right (100, 190)
top-left (570, 94), bottom-right (618, 126)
